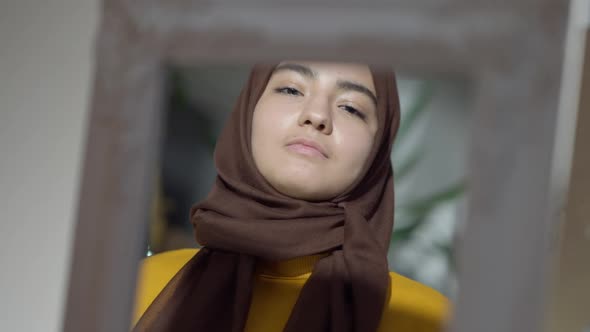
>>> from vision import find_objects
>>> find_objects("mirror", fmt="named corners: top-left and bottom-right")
top-left (60, 1), bottom-right (574, 332)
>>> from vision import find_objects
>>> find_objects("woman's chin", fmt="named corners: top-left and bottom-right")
top-left (271, 178), bottom-right (333, 201)
top-left (260, 161), bottom-right (339, 200)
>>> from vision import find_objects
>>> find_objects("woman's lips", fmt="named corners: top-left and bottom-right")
top-left (286, 143), bottom-right (327, 159)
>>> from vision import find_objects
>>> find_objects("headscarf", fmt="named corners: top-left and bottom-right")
top-left (134, 63), bottom-right (401, 332)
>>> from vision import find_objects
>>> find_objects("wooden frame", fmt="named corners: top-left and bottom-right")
top-left (546, 27), bottom-right (590, 332)
top-left (63, 1), bottom-right (571, 331)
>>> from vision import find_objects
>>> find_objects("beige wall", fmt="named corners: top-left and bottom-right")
top-left (0, 1), bottom-right (97, 331)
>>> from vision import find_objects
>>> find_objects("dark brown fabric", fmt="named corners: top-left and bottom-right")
top-left (134, 63), bottom-right (401, 332)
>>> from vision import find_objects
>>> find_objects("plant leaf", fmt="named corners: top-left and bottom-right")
top-left (395, 81), bottom-right (436, 146)
top-left (398, 181), bottom-right (466, 215)
top-left (391, 215), bottom-right (423, 243)
top-left (394, 147), bottom-right (425, 182)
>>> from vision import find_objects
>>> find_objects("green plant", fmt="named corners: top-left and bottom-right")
top-left (391, 80), bottom-right (466, 279)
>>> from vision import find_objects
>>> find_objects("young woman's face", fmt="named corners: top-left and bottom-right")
top-left (251, 61), bottom-right (379, 201)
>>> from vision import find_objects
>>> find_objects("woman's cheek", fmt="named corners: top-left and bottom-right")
top-left (274, 108), bottom-right (300, 132)
top-left (343, 128), bottom-right (374, 167)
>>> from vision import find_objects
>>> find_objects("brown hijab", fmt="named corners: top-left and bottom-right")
top-left (134, 63), bottom-right (401, 332)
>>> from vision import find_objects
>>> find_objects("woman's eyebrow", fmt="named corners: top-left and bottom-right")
top-left (337, 80), bottom-right (378, 107)
top-left (273, 63), bottom-right (317, 79)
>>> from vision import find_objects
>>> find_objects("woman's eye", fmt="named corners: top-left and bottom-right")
top-left (340, 105), bottom-right (366, 121)
top-left (274, 87), bottom-right (302, 96)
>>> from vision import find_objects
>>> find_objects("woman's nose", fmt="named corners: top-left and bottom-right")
top-left (297, 96), bottom-right (333, 134)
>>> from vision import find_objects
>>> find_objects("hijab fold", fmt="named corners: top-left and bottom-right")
top-left (133, 63), bottom-right (401, 332)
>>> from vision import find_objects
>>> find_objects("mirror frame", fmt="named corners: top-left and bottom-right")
top-left (62, 1), bottom-right (571, 331)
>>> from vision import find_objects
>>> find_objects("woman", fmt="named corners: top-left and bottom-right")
top-left (133, 61), bottom-right (449, 331)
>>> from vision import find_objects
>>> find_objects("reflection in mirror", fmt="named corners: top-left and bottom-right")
top-left (135, 62), bottom-right (472, 331)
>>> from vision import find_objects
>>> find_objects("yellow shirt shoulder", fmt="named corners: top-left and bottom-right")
top-left (132, 249), bottom-right (450, 331)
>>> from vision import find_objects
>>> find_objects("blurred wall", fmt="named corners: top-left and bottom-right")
top-left (0, 1), bottom-right (97, 331)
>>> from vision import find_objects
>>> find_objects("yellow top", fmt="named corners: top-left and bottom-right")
top-left (133, 248), bottom-right (450, 331)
